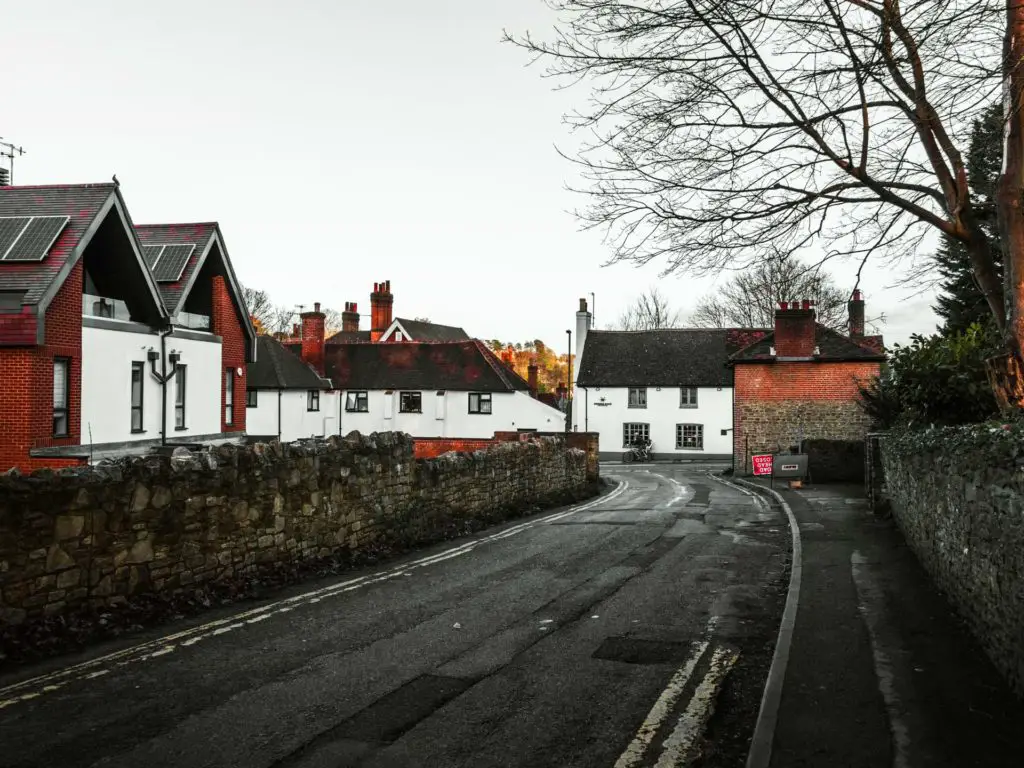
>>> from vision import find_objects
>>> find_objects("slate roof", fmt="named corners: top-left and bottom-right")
top-left (248, 336), bottom-right (331, 390)
top-left (326, 329), bottom-right (372, 343)
top-left (323, 340), bottom-right (531, 392)
top-left (729, 324), bottom-right (886, 362)
top-left (135, 223), bottom-right (217, 315)
top-left (391, 318), bottom-right (470, 342)
top-left (575, 329), bottom-right (737, 388)
top-left (0, 183), bottom-right (119, 305)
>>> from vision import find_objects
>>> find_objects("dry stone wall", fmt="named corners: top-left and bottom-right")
top-left (0, 433), bottom-right (590, 627)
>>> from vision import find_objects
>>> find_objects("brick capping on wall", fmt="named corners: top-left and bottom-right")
top-left (0, 432), bottom-right (592, 629)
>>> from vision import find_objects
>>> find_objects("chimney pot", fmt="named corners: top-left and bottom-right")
top-left (779, 301), bottom-right (789, 310)
top-left (314, 301), bottom-right (321, 313)
top-left (848, 288), bottom-right (866, 337)
top-left (579, 298), bottom-right (588, 313)
top-left (801, 299), bottom-right (810, 310)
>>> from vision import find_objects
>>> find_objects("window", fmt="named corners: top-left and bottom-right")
top-left (53, 358), bottom-right (70, 437)
top-left (224, 368), bottom-right (234, 426)
top-left (246, 389), bottom-right (258, 408)
top-left (174, 366), bottom-right (187, 429)
top-left (307, 389), bottom-right (320, 411)
top-left (680, 387), bottom-right (698, 408)
top-left (345, 391), bottom-right (369, 412)
top-left (399, 391), bottom-right (422, 413)
top-left (622, 422), bottom-right (649, 447)
top-left (468, 392), bottom-right (492, 414)
top-left (676, 423), bottom-right (704, 450)
top-left (130, 362), bottom-right (145, 433)
top-left (628, 387), bottom-right (647, 408)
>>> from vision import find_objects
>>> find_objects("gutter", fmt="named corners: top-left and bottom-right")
top-left (277, 389), bottom-right (282, 441)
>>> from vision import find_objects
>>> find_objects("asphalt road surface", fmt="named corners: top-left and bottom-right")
top-left (0, 466), bottom-right (788, 768)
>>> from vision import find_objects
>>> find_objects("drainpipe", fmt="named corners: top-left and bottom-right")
top-left (277, 389), bottom-right (283, 441)
top-left (581, 386), bottom-right (588, 431)
top-left (147, 326), bottom-right (176, 447)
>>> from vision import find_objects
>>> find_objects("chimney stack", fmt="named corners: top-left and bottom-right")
top-left (300, 301), bottom-right (326, 375)
top-left (848, 289), bottom-right (865, 337)
top-left (774, 298), bottom-right (817, 357)
top-left (527, 359), bottom-right (539, 397)
top-left (342, 301), bottom-right (360, 333)
top-left (370, 280), bottom-right (394, 342)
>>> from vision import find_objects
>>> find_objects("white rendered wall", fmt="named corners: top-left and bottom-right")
top-left (575, 385), bottom-right (733, 457)
top-left (81, 325), bottom-right (222, 446)
top-left (338, 390), bottom-right (564, 438)
top-left (247, 390), bottom-right (341, 443)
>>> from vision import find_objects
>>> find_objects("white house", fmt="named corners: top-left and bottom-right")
top-left (323, 339), bottom-right (565, 438)
top-left (0, 183), bottom-right (256, 472)
top-left (572, 298), bottom-right (734, 461)
top-left (246, 335), bottom-right (339, 442)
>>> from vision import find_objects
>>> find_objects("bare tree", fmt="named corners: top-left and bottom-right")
top-left (690, 254), bottom-right (849, 331)
top-left (240, 286), bottom-right (275, 333)
top-left (615, 286), bottom-right (681, 330)
top-left (508, 2), bottom-right (1024, 405)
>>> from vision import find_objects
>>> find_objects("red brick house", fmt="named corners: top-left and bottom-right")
top-left (0, 183), bottom-right (255, 473)
top-left (729, 292), bottom-right (884, 475)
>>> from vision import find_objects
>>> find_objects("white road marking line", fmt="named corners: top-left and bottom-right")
top-left (0, 482), bottom-right (627, 709)
top-left (852, 551), bottom-right (912, 768)
top-left (654, 646), bottom-right (740, 767)
top-left (613, 640), bottom-right (711, 768)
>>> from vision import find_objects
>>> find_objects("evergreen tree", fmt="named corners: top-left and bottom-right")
top-left (933, 104), bottom-right (1004, 335)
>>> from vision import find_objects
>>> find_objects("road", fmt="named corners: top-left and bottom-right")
top-left (0, 466), bottom-right (789, 768)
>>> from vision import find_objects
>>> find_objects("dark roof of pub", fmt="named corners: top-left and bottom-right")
top-left (327, 329), bottom-right (372, 343)
top-left (575, 329), bottom-right (739, 387)
top-left (248, 336), bottom-right (331, 390)
top-left (392, 318), bottom-right (470, 342)
top-left (323, 340), bottom-right (531, 391)
top-left (729, 324), bottom-right (886, 362)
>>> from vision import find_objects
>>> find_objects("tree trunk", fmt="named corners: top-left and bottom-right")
top-left (991, 3), bottom-right (1024, 410)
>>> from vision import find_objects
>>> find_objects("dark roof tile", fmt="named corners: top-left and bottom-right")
top-left (576, 329), bottom-right (736, 387)
top-left (248, 336), bottom-right (331, 390)
top-left (324, 340), bottom-right (530, 392)
top-left (729, 324), bottom-right (886, 362)
top-left (392, 318), bottom-right (470, 342)
top-left (135, 223), bottom-right (217, 315)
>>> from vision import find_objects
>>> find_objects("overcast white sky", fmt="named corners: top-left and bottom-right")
top-left (4, 0), bottom-right (940, 347)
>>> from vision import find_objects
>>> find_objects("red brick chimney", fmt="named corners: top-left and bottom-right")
top-left (342, 302), bottom-right (359, 333)
top-left (370, 280), bottom-right (394, 342)
top-left (527, 359), bottom-right (539, 397)
top-left (774, 299), bottom-right (817, 357)
top-left (848, 289), bottom-right (865, 337)
top-left (300, 301), bottom-right (326, 375)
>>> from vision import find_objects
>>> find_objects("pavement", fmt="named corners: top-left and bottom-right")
top-left (0, 466), bottom-right (789, 768)
top-left (741, 478), bottom-right (1024, 768)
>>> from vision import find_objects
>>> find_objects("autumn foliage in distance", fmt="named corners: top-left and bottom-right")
top-left (487, 340), bottom-right (574, 394)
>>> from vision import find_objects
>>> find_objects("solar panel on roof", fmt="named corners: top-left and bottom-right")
top-left (0, 217), bottom-right (31, 260)
top-left (2, 216), bottom-right (70, 262)
top-left (153, 244), bottom-right (196, 282)
top-left (142, 245), bottom-right (165, 268)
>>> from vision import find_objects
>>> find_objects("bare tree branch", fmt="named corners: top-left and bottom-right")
top-left (614, 286), bottom-right (682, 329)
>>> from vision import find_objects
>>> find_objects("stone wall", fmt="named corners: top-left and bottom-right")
top-left (0, 432), bottom-right (590, 627)
top-left (735, 400), bottom-right (873, 474)
top-left (494, 432), bottom-right (600, 483)
top-left (882, 426), bottom-right (1024, 696)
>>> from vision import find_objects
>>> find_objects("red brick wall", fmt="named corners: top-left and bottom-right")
top-left (212, 276), bottom-right (247, 433)
top-left (413, 438), bottom-right (495, 459)
top-left (733, 361), bottom-right (880, 472)
top-left (300, 309), bottom-right (325, 375)
top-left (0, 262), bottom-right (86, 472)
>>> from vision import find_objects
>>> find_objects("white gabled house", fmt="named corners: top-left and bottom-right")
top-left (0, 182), bottom-right (256, 472)
top-left (245, 335), bottom-right (338, 442)
top-left (571, 299), bottom-right (734, 461)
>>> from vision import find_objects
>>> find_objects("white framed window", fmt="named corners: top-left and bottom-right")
top-left (628, 387), bottom-right (647, 408)
top-left (130, 362), bottom-right (144, 433)
top-left (53, 357), bottom-right (70, 437)
top-left (622, 422), bottom-right (650, 447)
top-left (307, 390), bottom-right (320, 412)
top-left (680, 387), bottom-right (698, 408)
top-left (175, 366), bottom-right (187, 429)
top-left (676, 423), bottom-right (703, 450)
top-left (224, 368), bottom-right (234, 426)
top-left (468, 392), bottom-right (492, 414)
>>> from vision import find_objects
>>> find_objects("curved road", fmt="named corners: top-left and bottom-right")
top-left (0, 466), bottom-right (788, 768)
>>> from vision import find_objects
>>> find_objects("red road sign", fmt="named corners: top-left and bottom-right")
top-left (752, 454), bottom-right (773, 476)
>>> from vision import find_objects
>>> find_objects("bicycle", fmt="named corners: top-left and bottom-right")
top-left (622, 439), bottom-right (653, 463)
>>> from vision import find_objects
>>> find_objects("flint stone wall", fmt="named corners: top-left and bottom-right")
top-left (882, 428), bottom-right (1024, 696)
top-left (0, 432), bottom-right (589, 626)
